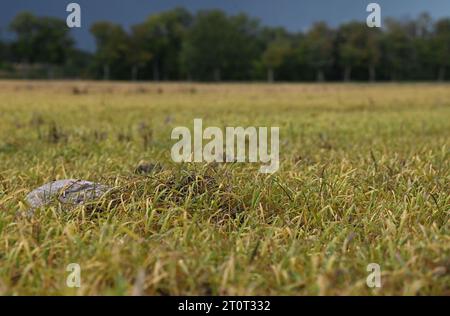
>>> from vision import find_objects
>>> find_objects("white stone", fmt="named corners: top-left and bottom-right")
top-left (26, 179), bottom-right (110, 210)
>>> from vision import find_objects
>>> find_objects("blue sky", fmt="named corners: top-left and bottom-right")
top-left (1, 0), bottom-right (449, 51)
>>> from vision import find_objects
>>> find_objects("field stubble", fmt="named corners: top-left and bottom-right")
top-left (0, 81), bottom-right (448, 295)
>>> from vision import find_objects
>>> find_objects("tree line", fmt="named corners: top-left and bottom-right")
top-left (1, 8), bottom-right (449, 81)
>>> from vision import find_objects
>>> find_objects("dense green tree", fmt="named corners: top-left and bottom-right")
top-left (181, 10), bottom-right (228, 81)
top-left (409, 13), bottom-right (434, 80)
top-left (127, 27), bottom-right (153, 81)
top-left (0, 27), bottom-right (5, 64)
top-left (433, 18), bottom-right (450, 81)
top-left (9, 12), bottom-right (39, 66)
top-left (337, 22), bottom-right (371, 81)
top-left (0, 39), bottom-right (4, 68)
top-left (34, 17), bottom-right (74, 77)
top-left (90, 22), bottom-right (128, 80)
top-left (261, 38), bottom-right (291, 82)
top-left (336, 21), bottom-right (382, 82)
top-left (10, 12), bottom-right (74, 77)
top-left (228, 13), bottom-right (262, 80)
top-left (363, 28), bottom-right (382, 82)
top-left (181, 10), bottom-right (260, 81)
top-left (255, 27), bottom-right (300, 81)
top-left (382, 18), bottom-right (415, 81)
top-left (132, 7), bottom-right (193, 80)
top-left (299, 22), bottom-right (334, 81)
top-left (64, 49), bottom-right (94, 79)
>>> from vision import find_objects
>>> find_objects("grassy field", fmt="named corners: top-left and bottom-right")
top-left (0, 81), bottom-right (448, 295)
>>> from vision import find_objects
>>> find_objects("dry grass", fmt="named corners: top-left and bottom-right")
top-left (0, 80), bottom-right (448, 295)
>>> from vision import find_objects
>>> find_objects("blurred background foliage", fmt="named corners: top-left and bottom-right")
top-left (0, 8), bottom-right (449, 82)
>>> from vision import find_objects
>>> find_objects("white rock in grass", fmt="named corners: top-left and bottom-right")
top-left (26, 179), bottom-right (110, 210)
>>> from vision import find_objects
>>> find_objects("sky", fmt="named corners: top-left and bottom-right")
top-left (1, 0), bottom-right (449, 51)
